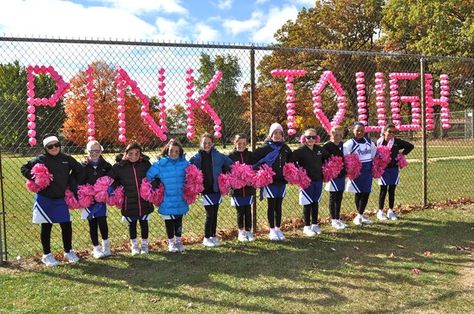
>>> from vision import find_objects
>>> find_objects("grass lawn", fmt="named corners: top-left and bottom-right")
top-left (1, 205), bottom-right (473, 313)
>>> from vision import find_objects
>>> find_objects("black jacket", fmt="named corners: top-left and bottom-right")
top-left (292, 144), bottom-right (330, 181)
top-left (108, 155), bottom-right (154, 217)
top-left (381, 138), bottom-right (414, 168)
top-left (21, 152), bottom-right (84, 199)
top-left (228, 149), bottom-right (256, 197)
top-left (83, 156), bottom-right (112, 185)
top-left (323, 141), bottom-right (347, 178)
top-left (252, 141), bottom-right (293, 184)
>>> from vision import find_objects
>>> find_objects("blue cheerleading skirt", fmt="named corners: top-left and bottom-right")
top-left (325, 177), bottom-right (345, 192)
top-left (231, 195), bottom-right (254, 207)
top-left (202, 193), bottom-right (222, 206)
top-left (32, 194), bottom-right (70, 224)
top-left (299, 180), bottom-right (323, 205)
top-left (346, 161), bottom-right (373, 193)
top-left (378, 167), bottom-right (400, 186)
top-left (81, 202), bottom-right (107, 220)
top-left (261, 183), bottom-right (287, 199)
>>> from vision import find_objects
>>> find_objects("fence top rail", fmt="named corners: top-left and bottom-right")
top-left (2, 36), bottom-right (474, 62)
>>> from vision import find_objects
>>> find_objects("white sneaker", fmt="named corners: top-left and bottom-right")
top-left (246, 231), bottom-right (255, 242)
top-left (203, 237), bottom-right (215, 247)
top-left (311, 224), bottom-right (322, 235)
top-left (175, 238), bottom-right (185, 252)
top-left (64, 250), bottom-right (80, 264)
top-left (92, 246), bottom-right (105, 259)
top-left (353, 214), bottom-right (363, 226)
top-left (331, 219), bottom-right (339, 228)
top-left (41, 253), bottom-right (59, 267)
top-left (276, 229), bottom-right (285, 240)
top-left (387, 209), bottom-right (398, 220)
top-left (360, 215), bottom-right (373, 224)
top-left (210, 237), bottom-right (222, 247)
top-left (102, 241), bottom-right (111, 257)
top-left (238, 230), bottom-right (248, 242)
top-left (303, 226), bottom-right (316, 237)
top-left (168, 241), bottom-right (179, 253)
top-left (131, 244), bottom-right (140, 256)
top-left (140, 243), bottom-right (149, 254)
top-left (376, 210), bottom-right (388, 221)
top-left (338, 220), bottom-right (348, 228)
top-left (268, 229), bottom-right (279, 241)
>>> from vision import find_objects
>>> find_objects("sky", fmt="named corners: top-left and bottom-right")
top-left (0, 0), bottom-right (315, 44)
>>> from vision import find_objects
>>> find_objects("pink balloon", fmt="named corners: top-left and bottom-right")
top-left (213, 125), bottom-right (222, 131)
top-left (287, 109), bottom-right (295, 116)
top-left (27, 114), bottom-right (36, 122)
top-left (27, 90), bottom-right (35, 98)
top-left (214, 131), bottom-right (222, 138)
top-left (119, 134), bottom-right (126, 143)
top-left (118, 105), bottom-right (126, 113)
top-left (27, 105), bottom-right (36, 113)
top-left (288, 129), bottom-right (297, 136)
top-left (27, 122), bottom-right (36, 129)
top-left (87, 128), bottom-right (95, 135)
top-left (28, 130), bottom-right (36, 137)
top-left (28, 138), bottom-right (37, 146)
top-left (287, 115), bottom-right (295, 122)
top-left (88, 121), bottom-right (95, 128)
top-left (87, 136), bottom-right (95, 142)
top-left (87, 106), bottom-right (94, 114)
top-left (118, 113), bottom-right (125, 120)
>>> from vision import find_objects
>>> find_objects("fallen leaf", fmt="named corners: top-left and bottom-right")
top-left (396, 245), bottom-right (405, 249)
top-left (423, 251), bottom-right (431, 257)
top-left (330, 247), bottom-right (336, 252)
top-left (411, 268), bottom-right (421, 275)
top-left (353, 246), bottom-right (359, 250)
top-left (187, 303), bottom-right (195, 309)
top-left (149, 298), bottom-right (160, 303)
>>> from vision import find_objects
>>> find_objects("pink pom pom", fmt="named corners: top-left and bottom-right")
top-left (77, 184), bottom-right (95, 208)
top-left (94, 176), bottom-right (113, 203)
top-left (218, 173), bottom-right (232, 196)
top-left (140, 178), bottom-right (164, 206)
top-left (26, 180), bottom-right (41, 193)
top-left (108, 186), bottom-right (124, 208)
top-left (344, 154), bottom-right (362, 180)
top-left (183, 165), bottom-right (204, 204)
top-left (65, 189), bottom-right (81, 210)
top-left (228, 162), bottom-right (255, 189)
top-left (396, 153), bottom-right (408, 169)
top-left (283, 162), bottom-right (311, 189)
top-left (252, 164), bottom-right (275, 188)
top-left (31, 163), bottom-right (53, 190)
top-left (322, 156), bottom-right (344, 182)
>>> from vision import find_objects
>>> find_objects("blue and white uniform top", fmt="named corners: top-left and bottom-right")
top-left (343, 137), bottom-right (376, 193)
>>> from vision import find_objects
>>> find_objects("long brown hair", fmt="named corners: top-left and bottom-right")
top-left (160, 139), bottom-right (184, 157)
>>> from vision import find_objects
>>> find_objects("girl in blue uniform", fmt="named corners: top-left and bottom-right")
top-left (322, 126), bottom-right (347, 229)
top-left (190, 133), bottom-right (233, 247)
top-left (293, 128), bottom-right (329, 236)
top-left (253, 123), bottom-right (293, 241)
top-left (82, 140), bottom-right (112, 259)
top-left (228, 134), bottom-right (256, 242)
top-left (21, 134), bottom-right (84, 266)
top-left (147, 139), bottom-right (190, 252)
top-left (343, 123), bottom-right (376, 225)
top-left (376, 123), bottom-right (414, 221)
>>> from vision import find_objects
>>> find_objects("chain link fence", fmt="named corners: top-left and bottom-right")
top-left (1, 37), bottom-right (473, 261)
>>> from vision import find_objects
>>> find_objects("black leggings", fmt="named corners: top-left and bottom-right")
top-left (236, 205), bottom-right (252, 231)
top-left (303, 203), bottom-right (319, 226)
top-left (354, 192), bottom-right (370, 214)
top-left (165, 216), bottom-right (183, 239)
top-left (329, 191), bottom-right (344, 219)
top-left (88, 216), bottom-right (109, 246)
top-left (40, 222), bottom-right (72, 255)
top-left (204, 205), bottom-right (219, 238)
top-left (129, 219), bottom-right (149, 240)
top-left (379, 185), bottom-right (397, 209)
top-left (267, 198), bottom-right (283, 228)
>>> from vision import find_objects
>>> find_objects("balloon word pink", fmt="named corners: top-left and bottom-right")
top-left (26, 65), bottom-right (70, 146)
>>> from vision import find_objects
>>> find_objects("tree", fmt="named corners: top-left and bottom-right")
top-left (250, 0), bottom-right (384, 137)
top-left (194, 53), bottom-right (245, 143)
top-left (62, 61), bottom-right (161, 147)
top-left (166, 103), bottom-right (187, 142)
top-left (0, 61), bottom-right (65, 148)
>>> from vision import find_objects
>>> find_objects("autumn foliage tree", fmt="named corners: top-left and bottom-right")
top-left (63, 61), bottom-right (162, 147)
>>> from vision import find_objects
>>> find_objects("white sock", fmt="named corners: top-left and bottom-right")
top-left (275, 227), bottom-right (280, 231)
top-left (270, 228), bottom-right (275, 232)
top-left (102, 239), bottom-right (110, 246)
top-left (93, 245), bottom-right (101, 250)
top-left (141, 238), bottom-right (148, 245)
top-left (131, 238), bottom-right (138, 246)
top-left (175, 236), bottom-right (182, 243)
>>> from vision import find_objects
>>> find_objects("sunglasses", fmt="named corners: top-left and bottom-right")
top-left (305, 135), bottom-right (317, 139)
top-left (46, 143), bottom-right (61, 149)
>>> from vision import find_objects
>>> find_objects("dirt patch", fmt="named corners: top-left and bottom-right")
top-left (459, 261), bottom-right (474, 291)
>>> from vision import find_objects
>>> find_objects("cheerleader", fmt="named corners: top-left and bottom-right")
top-left (82, 141), bottom-right (112, 258)
top-left (253, 123), bottom-right (293, 240)
top-left (146, 139), bottom-right (189, 252)
top-left (108, 142), bottom-right (154, 255)
top-left (190, 133), bottom-right (233, 247)
top-left (343, 122), bottom-right (376, 225)
top-left (20, 134), bottom-right (84, 267)
top-left (376, 123), bottom-right (414, 221)
top-left (293, 129), bottom-right (329, 236)
top-left (228, 134), bottom-right (256, 242)
top-left (322, 126), bottom-right (347, 229)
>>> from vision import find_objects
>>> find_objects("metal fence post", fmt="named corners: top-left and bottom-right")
top-left (420, 58), bottom-right (428, 207)
top-left (249, 47), bottom-right (258, 232)
top-left (0, 147), bottom-right (7, 263)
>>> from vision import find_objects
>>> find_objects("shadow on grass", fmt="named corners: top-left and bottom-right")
top-left (29, 211), bottom-right (473, 313)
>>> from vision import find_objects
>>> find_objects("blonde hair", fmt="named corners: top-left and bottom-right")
top-left (330, 126), bottom-right (344, 134)
top-left (85, 140), bottom-right (103, 153)
top-left (303, 128), bottom-right (317, 135)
